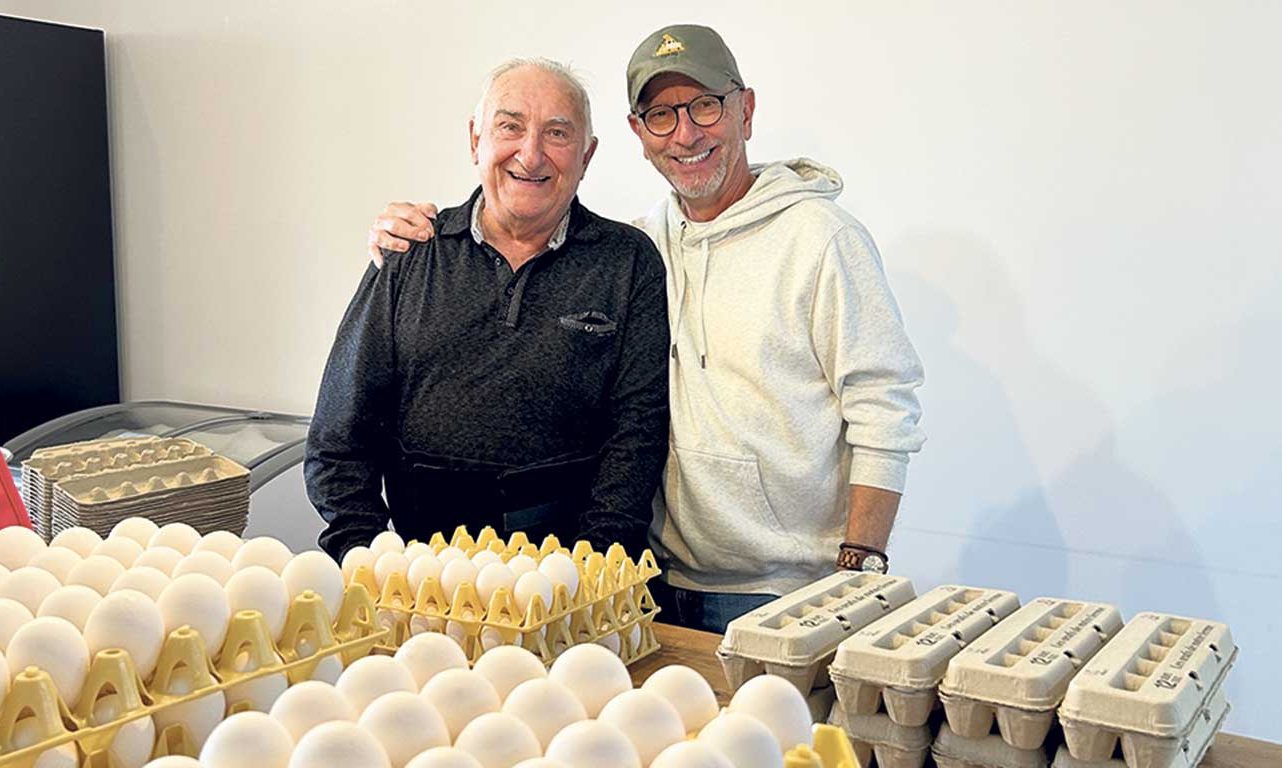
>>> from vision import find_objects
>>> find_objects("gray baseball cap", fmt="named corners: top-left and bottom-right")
top-left (627, 24), bottom-right (744, 112)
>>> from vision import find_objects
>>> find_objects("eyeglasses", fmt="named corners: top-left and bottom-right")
top-left (634, 88), bottom-right (742, 137)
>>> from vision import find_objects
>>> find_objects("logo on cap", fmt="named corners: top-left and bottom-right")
top-left (654, 33), bottom-right (684, 57)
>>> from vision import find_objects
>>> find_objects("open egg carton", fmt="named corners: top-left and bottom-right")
top-left (358, 525), bottom-right (662, 666)
top-left (0, 583), bottom-right (385, 767)
top-left (20, 437), bottom-right (212, 540)
top-left (717, 571), bottom-right (917, 697)
top-left (1055, 613), bottom-right (1236, 768)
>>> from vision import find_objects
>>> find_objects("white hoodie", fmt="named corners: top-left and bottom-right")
top-left (637, 158), bottom-right (926, 594)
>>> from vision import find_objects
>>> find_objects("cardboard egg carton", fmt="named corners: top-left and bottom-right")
top-left (1051, 687), bottom-right (1228, 768)
top-left (1056, 613), bottom-right (1235, 767)
top-left (830, 585), bottom-right (1021, 727)
top-left (826, 699), bottom-right (933, 768)
top-left (932, 722), bottom-right (1050, 768)
top-left (940, 598), bottom-right (1124, 749)
top-left (717, 571), bottom-right (917, 695)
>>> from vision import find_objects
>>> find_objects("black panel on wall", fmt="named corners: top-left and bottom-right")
top-left (0, 16), bottom-right (120, 443)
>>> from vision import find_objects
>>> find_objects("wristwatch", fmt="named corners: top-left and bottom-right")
top-left (837, 543), bottom-right (889, 574)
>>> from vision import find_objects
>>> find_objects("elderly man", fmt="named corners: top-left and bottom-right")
top-left (306, 58), bottom-right (669, 560)
top-left (367, 26), bottom-right (925, 632)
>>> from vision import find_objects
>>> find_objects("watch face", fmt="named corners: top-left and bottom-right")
top-left (860, 553), bottom-right (888, 573)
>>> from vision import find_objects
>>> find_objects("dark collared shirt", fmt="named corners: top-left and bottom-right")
top-left (305, 188), bottom-right (670, 558)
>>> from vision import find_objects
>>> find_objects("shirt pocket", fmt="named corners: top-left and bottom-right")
top-left (558, 310), bottom-right (618, 336)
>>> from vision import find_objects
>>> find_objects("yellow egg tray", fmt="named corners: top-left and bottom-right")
top-left (0, 583), bottom-right (386, 767)
top-left (784, 723), bottom-right (862, 768)
top-left (357, 525), bottom-right (663, 666)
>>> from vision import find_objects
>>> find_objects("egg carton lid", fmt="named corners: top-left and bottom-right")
top-left (940, 598), bottom-right (1124, 711)
top-left (52, 455), bottom-right (249, 505)
top-left (1054, 687), bottom-right (1229, 768)
top-left (30, 436), bottom-right (164, 459)
top-left (932, 722), bottom-right (1050, 768)
top-left (719, 572), bottom-right (916, 667)
top-left (832, 585), bottom-right (1021, 690)
top-left (1058, 613), bottom-right (1235, 739)
top-left (826, 700), bottom-right (933, 751)
top-left (23, 437), bottom-right (209, 478)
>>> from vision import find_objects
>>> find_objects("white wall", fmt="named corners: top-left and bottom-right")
top-left (3, 0), bottom-right (1278, 741)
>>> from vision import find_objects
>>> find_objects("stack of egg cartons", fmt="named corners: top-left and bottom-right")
top-left (1053, 613), bottom-right (1236, 768)
top-left (827, 585), bottom-right (1021, 768)
top-left (933, 598), bottom-right (1125, 768)
top-left (717, 571), bottom-right (917, 721)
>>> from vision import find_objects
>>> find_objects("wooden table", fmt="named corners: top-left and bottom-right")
top-left (635, 623), bottom-right (1277, 768)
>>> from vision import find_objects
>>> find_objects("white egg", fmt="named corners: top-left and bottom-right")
top-left (728, 674), bottom-right (813, 752)
top-left (282, 550), bottom-right (344, 619)
top-left (407, 552), bottom-right (444, 592)
top-left (226, 566), bottom-right (290, 642)
top-left (341, 545), bottom-right (375, 584)
top-left (226, 670), bottom-right (289, 713)
top-left (595, 631), bottom-right (621, 656)
top-left (157, 573), bottom-right (230, 655)
top-left (134, 546), bottom-right (183, 576)
top-left (8, 616), bottom-right (90, 707)
top-left (548, 643), bottom-right (632, 717)
top-left (506, 555), bottom-right (537, 579)
top-left (470, 550), bottom-right (502, 570)
top-left (512, 571), bottom-right (553, 615)
top-left (232, 537), bottom-right (293, 574)
top-left (27, 546), bottom-right (82, 583)
top-left (545, 720), bottom-right (640, 768)
top-left (173, 551), bottom-right (234, 585)
top-left (478, 627), bottom-right (506, 653)
top-left (147, 523), bottom-right (201, 554)
top-left (393, 631), bottom-right (470, 689)
top-left (501, 678), bottom-right (587, 750)
top-left (84, 590), bottom-right (165, 680)
top-left (288, 720), bottom-right (391, 768)
top-left (369, 530), bottom-right (406, 558)
top-left (309, 653), bottom-right (344, 684)
top-left (358, 690), bottom-right (451, 767)
top-left (111, 566), bottom-right (171, 602)
top-left (650, 741), bottom-right (735, 768)
top-left (536, 554), bottom-right (579, 601)
top-left (0, 525), bottom-right (46, 570)
top-left (268, 680), bottom-right (356, 741)
top-left (455, 712), bottom-right (541, 768)
top-left (193, 530), bottom-right (244, 560)
top-left (404, 542), bottom-right (432, 560)
top-left (419, 668), bottom-right (501, 741)
top-left (66, 554), bottom-right (127, 595)
top-left (642, 665), bottom-right (720, 733)
top-left (0, 566), bottom-right (62, 613)
top-left (472, 645), bottom-right (547, 702)
top-left (511, 760), bottom-right (569, 768)
top-left (37, 585), bottom-right (100, 632)
top-left (91, 693), bottom-right (155, 768)
top-left (436, 546), bottom-right (466, 565)
top-left (0, 597), bottom-right (29, 652)
top-left (698, 713), bottom-right (784, 768)
top-left (445, 620), bottom-right (472, 650)
top-left (93, 536), bottom-right (144, 568)
top-left (404, 748), bottom-right (483, 768)
top-left (141, 757), bottom-right (202, 767)
top-left (439, 559), bottom-right (478, 603)
top-left (335, 655), bottom-right (417, 714)
top-left (374, 551), bottom-right (410, 589)
top-left (11, 716), bottom-right (78, 767)
top-left (112, 517), bottom-right (160, 547)
top-left (151, 666), bottom-right (226, 750)
top-left (50, 526), bottom-right (103, 558)
top-left (599, 689), bottom-right (686, 765)
top-left (474, 563), bottom-right (516, 607)
top-left (200, 711), bottom-right (294, 768)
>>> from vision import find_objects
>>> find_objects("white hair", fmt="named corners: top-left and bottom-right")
top-left (472, 57), bottom-right (595, 151)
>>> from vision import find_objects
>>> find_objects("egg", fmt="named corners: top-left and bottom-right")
top-left (193, 530), bottom-right (244, 560)
top-left (470, 550), bottom-right (501, 571)
top-left (91, 693), bottom-right (156, 768)
top-left (472, 645), bottom-right (546, 702)
top-left (599, 689), bottom-right (686, 765)
top-left (157, 573), bottom-right (230, 655)
top-left (27, 546), bottom-right (82, 583)
top-left (8, 616), bottom-right (90, 706)
top-left (141, 757), bottom-right (203, 767)
top-left (536, 554), bottom-right (579, 601)
top-left (200, 711), bottom-right (294, 768)
top-left (282, 550), bottom-right (344, 619)
top-left (84, 590), bottom-right (165, 680)
top-left (728, 674), bottom-right (813, 752)
top-left (370, 530), bottom-right (406, 558)
top-left (436, 546), bottom-right (466, 565)
top-left (393, 631), bottom-right (469, 689)
top-left (112, 517), bottom-right (160, 547)
top-left (404, 748), bottom-right (483, 768)
top-left (439, 559), bottom-right (478, 603)
top-left (309, 654), bottom-right (344, 684)
top-left (404, 542), bottom-right (432, 560)
top-left (0, 525), bottom-right (46, 570)
top-left (66, 554), bottom-right (127, 595)
top-left (358, 691), bottom-right (451, 767)
top-left (419, 668), bottom-right (501, 741)
top-left (226, 566), bottom-right (290, 642)
top-left (698, 713), bottom-right (784, 768)
top-left (501, 678), bottom-right (587, 750)
top-left (172, 551), bottom-right (235, 585)
top-left (641, 665), bottom-right (720, 733)
top-left (111, 566), bottom-right (171, 601)
top-left (232, 537), bottom-right (293, 574)
top-left (341, 545), bottom-right (375, 584)
top-left (93, 536), bottom-right (144, 568)
top-left (151, 665), bottom-right (227, 750)
top-left (548, 643), bottom-right (632, 718)
top-left (37, 585), bottom-right (100, 632)
top-left (650, 742), bottom-right (735, 768)
top-left (11, 716), bottom-right (78, 767)
top-left (0, 566), bottom-right (63, 613)
top-left (288, 720), bottom-right (391, 768)
top-left (268, 680), bottom-right (356, 741)
top-left (147, 523), bottom-right (200, 554)
top-left (406, 552), bottom-right (443, 592)
top-left (226, 669), bottom-right (289, 713)
top-left (50, 526), bottom-right (103, 558)
top-left (474, 563), bottom-right (516, 607)
top-left (336, 655), bottom-right (418, 714)
top-left (512, 572), bottom-right (553, 615)
top-left (595, 631), bottom-right (621, 656)
top-left (374, 551), bottom-right (410, 589)
top-left (506, 555), bottom-right (537, 579)
top-left (511, 761), bottom-right (568, 768)
top-left (454, 712), bottom-right (541, 768)
top-left (134, 546), bottom-right (183, 576)
top-left (544, 720), bottom-right (640, 768)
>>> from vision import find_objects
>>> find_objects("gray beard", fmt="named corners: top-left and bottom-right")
top-left (656, 152), bottom-right (730, 202)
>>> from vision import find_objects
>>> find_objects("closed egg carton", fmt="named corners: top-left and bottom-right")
top-left (940, 598), bottom-right (1124, 749)
top-left (932, 722), bottom-right (1050, 768)
top-left (52, 454), bottom-right (248, 506)
top-left (717, 571), bottom-right (916, 695)
top-left (826, 699), bottom-right (933, 768)
top-left (831, 585), bottom-right (1021, 727)
top-left (1051, 687), bottom-right (1228, 768)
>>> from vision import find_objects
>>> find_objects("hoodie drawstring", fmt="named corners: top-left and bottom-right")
top-left (698, 238), bottom-right (710, 369)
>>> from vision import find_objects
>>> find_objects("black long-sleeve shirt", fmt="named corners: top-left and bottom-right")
top-left (305, 189), bottom-right (669, 559)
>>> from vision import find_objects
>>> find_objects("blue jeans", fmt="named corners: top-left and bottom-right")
top-left (650, 580), bottom-right (776, 634)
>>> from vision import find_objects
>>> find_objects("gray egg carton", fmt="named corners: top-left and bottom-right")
top-left (830, 585), bottom-right (1021, 727)
top-left (1051, 687), bottom-right (1227, 768)
top-left (1057, 613), bottom-right (1235, 767)
top-left (827, 699), bottom-right (932, 768)
top-left (717, 571), bottom-right (916, 694)
top-left (932, 722), bottom-right (1050, 768)
top-left (939, 598), bottom-right (1124, 749)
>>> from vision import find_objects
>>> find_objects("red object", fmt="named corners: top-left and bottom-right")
top-left (0, 462), bottom-right (32, 529)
